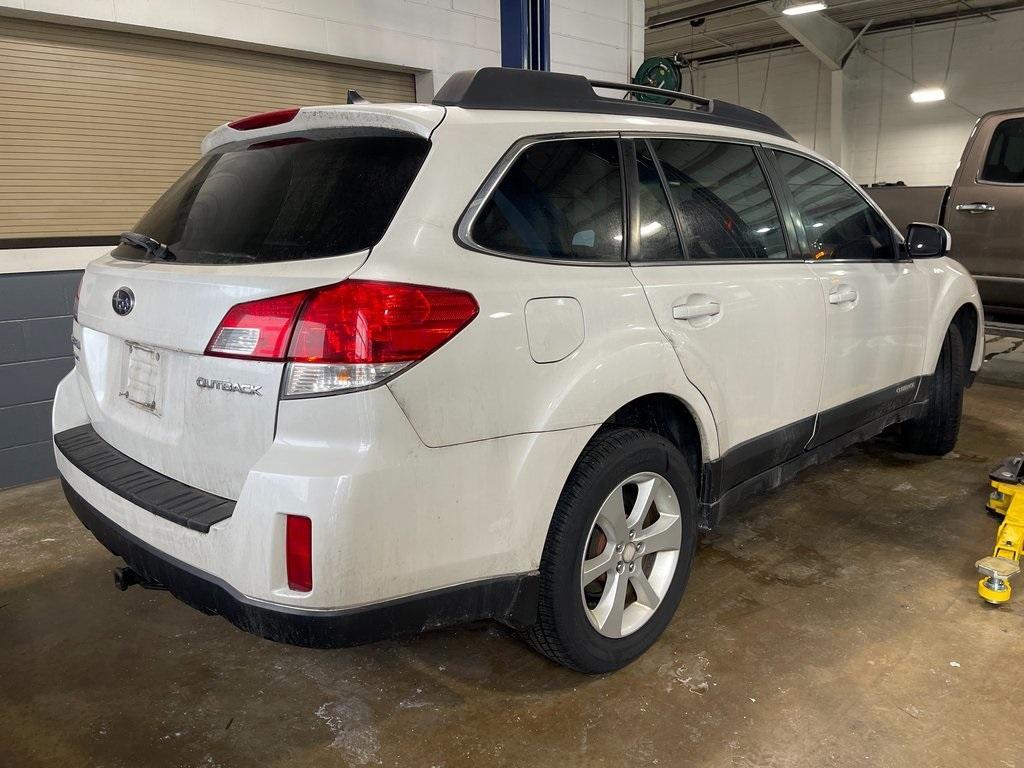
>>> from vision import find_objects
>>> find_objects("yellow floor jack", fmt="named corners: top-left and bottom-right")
top-left (976, 454), bottom-right (1024, 604)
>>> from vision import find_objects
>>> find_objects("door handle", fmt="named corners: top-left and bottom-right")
top-left (828, 288), bottom-right (858, 305)
top-left (955, 202), bottom-right (996, 214)
top-left (673, 301), bottom-right (720, 320)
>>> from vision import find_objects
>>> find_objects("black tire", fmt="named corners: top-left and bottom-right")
top-left (525, 428), bottom-right (698, 673)
top-left (899, 323), bottom-right (965, 455)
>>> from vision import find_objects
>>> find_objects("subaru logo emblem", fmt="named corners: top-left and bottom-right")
top-left (112, 287), bottom-right (135, 316)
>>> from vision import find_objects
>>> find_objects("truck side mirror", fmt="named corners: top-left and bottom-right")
top-left (905, 222), bottom-right (952, 258)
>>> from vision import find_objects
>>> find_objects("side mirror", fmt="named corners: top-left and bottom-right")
top-left (905, 222), bottom-right (952, 258)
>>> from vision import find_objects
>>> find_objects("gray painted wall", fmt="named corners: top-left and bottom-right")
top-left (0, 270), bottom-right (80, 488)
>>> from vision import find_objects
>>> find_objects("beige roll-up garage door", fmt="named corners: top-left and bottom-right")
top-left (0, 17), bottom-right (416, 243)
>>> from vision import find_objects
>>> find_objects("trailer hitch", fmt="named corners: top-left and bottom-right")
top-left (113, 566), bottom-right (167, 592)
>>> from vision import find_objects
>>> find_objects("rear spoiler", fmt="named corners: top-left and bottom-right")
top-left (201, 104), bottom-right (443, 155)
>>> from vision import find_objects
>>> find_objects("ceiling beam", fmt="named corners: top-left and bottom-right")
top-left (840, 0), bottom-right (1024, 31)
top-left (760, 3), bottom-right (854, 70)
top-left (839, 20), bottom-right (871, 67)
top-left (647, 0), bottom-right (764, 30)
top-left (683, 0), bottom-right (1024, 65)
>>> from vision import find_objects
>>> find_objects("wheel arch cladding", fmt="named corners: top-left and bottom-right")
top-left (950, 303), bottom-right (980, 381)
top-left (604, 393), bottom-right (704, 491)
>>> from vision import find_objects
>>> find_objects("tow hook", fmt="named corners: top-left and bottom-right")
top-left (113, 566), bottom-right (167, 592)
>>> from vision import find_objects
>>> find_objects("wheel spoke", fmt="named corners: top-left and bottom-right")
top-left (593, 570), bottom-right (629, 638)
top-left (635, 513), bottom-right (682, 554)
top-left (630, 569), bottom-right (660, 609)
top-left (581, 548), bottom-right (615, 587)
top-left (626, 477), bottom-right (658, 529)
top-left (595, 487), bottom-right (627, 544)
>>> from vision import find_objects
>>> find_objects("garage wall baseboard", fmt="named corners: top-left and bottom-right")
top-left (0, 270), bottom-right (80, 489)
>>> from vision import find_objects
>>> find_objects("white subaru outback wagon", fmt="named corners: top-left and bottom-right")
top-left (55, 68), bottom-right (983, 673)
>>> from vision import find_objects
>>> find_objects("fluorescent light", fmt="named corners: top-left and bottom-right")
top-left (910, 87), bottom-right (945, 103)
top-left (782, 2), bottom-right (827, 15)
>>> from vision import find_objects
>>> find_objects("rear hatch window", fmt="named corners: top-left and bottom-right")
top-left (112, 135), bottom-right (430, 265)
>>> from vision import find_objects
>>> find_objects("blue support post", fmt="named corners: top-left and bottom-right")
top-left (500, 0), bottom-right (550, 71)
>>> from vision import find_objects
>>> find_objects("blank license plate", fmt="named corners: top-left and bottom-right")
top-left (124, 342), bottom-right (162, 414)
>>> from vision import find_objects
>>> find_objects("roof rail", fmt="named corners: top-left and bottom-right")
top-left (589, 79), bottom-right (711, 110)
top-left (433, 68), bottom-right (793, 142)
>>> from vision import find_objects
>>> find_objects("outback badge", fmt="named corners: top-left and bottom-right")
top-left (196, 376), bottom-right (262, 396)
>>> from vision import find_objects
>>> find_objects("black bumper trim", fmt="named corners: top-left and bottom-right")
top-left (62, 480), bottom-right (539, 647)
top-left (54, 424), bottom-right (234, 533)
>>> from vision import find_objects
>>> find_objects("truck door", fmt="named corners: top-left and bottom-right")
top-left (946, 114), bottom-right (1024, 315)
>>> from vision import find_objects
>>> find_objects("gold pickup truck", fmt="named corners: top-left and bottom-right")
top-left (868, 109), bottom-right (1024, 320)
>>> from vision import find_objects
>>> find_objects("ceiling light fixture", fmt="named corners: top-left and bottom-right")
top-left (910, 87), bottom-right (946, 103)
top-left (782, 2), bottom-right (827, 15)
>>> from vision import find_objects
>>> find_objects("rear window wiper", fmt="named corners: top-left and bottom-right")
top-left (119, 231), bottom-right (177, 261)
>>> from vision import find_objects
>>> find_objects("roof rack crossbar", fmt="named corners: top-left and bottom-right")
top-left (589, 79), bottom-right (711, 110)
top-left (432, 68), bottom-right (794, 142)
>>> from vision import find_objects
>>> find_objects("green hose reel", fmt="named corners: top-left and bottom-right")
top-left (631, 56), bottom-right (685, 103)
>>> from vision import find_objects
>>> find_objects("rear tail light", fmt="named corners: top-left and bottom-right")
top-left (228, 107), bottom-right (300, 131)
top-left (206, 280), bottom-right (478, 397)
top-left (206, 291), bottom-right (306, 360)
top-left (286, 515), bottom-right (312, 592)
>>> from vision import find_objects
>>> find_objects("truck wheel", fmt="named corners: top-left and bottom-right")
top-left (899, 324), bottom-right (965, 455)
top-left (525, 428), bottom-right (697, 673)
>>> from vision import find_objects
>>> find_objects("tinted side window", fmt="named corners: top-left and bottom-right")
top-left (634, 141), bottom-right (684, 262)
top-left (650, 139), bottom-right (788, 261)
top-left (773, 151), bottom-right (896, 261)
top-left (471, 139), bottom-right (623, 262)
top-left (981, 118), bottom-right (1024, 183)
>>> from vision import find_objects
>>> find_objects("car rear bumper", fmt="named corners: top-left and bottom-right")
top-left (63, 479), bottom-right (538, 646)
top-left (53, 368), bottom-right (590, 643)
top-left (54, 367), bottom-right (589, 611)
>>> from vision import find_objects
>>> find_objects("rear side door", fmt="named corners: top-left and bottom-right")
top-left (626, 137), bottom-right (826, 493)
top-left (768, 150), bottom-right (929, 447)
top-left (946, 114), bottom-right (1024, 313)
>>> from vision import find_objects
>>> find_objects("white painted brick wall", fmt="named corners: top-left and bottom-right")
top-left (844, 12), bottom-right (1024, 186)
top-left (550, 0), bottom-right (633, 82)
top-left (697, 48), bottom-right (832, 154)
top-left (692, 9), bottom-right (1024, 186)
top-left (0, 0), bottom-right (640, 99)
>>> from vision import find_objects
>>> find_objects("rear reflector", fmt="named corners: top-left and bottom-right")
top-left (286, 515), bottom-right (312, 592)
top-left (205, 280), bottom-right (479, 396)
top-left (228, 107), bottom-right (300, 131)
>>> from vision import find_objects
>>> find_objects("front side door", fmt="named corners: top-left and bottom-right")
top-left (627, 138), bottom-right (826, 493)
top-left (769, 150), bottom-right (930, 447)
top-left (946, 114), bottom-right (1024, 313)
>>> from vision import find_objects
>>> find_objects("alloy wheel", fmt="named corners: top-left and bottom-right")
top-left (579, 472), bottom-right (683, 638)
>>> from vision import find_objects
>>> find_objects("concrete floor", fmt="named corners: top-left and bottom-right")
top-left (3, 344), bottom-right (1023, 768)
